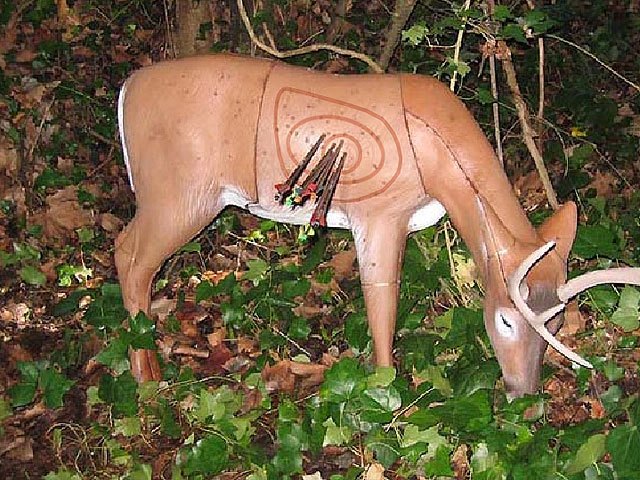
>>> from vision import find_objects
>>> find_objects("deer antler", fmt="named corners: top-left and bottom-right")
top-left (558, 268), bottom-right (640, 302)
top-left (507, 241), bottom-right (594, 369)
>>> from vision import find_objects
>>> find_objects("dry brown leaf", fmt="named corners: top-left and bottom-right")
top-left (237, 336), bottom-right (258, 355)
top-left (328, 247), bottom-right (356, 281)
top-left (293, 303), bottom-right (325, 318)
top-left (15, 49), bottom-right (38, 63)
top-left (0, 140), bottom-right (18, 177)
top-left (585, 397), bottom-right (606, 419)
top-left (36, 186), bottom-right (94, 239)
top-left (1, 302), bottom-right (31, 326)
top-left (563, 301), bottom-right (585, 335)
top-left (0, 431), bottom-right (34, 462)
top-left (302, 472), bottom-right (324, 480)
top-left (262, 360), bottom-right (296, 393)
top-left (364, 461), bottom-right (386, 480)
top-left (100, 213), bottom-right (124, 233)
top-left (202, 270), bottom-right (240, 284)
top-left (589, 170), bottom-right (617, 197)
top-left (205, 344), bottom-right (233, 373)
top-left (206, 329), bottom-right (225, 348)
top-left (452, 443), bottom-right (470, 480)
top-left (175, 303), bottom-right (202, 338)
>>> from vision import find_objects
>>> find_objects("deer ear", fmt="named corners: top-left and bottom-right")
top-left (537, 201), bottom-right (577, 263)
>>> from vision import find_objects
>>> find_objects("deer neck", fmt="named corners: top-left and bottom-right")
top-left (404, 116), bottom-right (539, 281)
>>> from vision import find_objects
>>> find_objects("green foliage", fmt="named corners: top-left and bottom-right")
top-left (2, 2), bottom-right (637, 479)
top-left (8, 361), bottom-right (74, 408)
top-left (1, 242), bottom-right (47, 285)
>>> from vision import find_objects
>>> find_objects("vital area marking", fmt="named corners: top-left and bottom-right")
top-left (273, 87), bottom-right (404, 203)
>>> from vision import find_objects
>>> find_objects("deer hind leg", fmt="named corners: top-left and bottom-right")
top-left (352, 219), bottom-right (408, 367)
top-left (115, 198), bottom-right (224, 382)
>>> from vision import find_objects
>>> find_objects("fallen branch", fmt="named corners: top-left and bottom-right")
top-left (498, 40), bottom-right (559, 209)
top-left (236, 0), bottom-right (383, 73)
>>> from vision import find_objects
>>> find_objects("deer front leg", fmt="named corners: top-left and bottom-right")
top-left (352, 218), bottom-right (408, 366)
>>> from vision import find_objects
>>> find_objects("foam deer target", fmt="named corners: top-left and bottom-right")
top-left (115, 54), bottom-right (640, 397)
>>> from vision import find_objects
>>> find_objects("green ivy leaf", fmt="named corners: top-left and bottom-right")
top-left (244, 258), bottom-right (269, 285)
top-left (114, 417), bottom-right (142, 437)
top-left (8, 361), bottom-right (39, 407)
top-left (180, 435), bottom-right (229, 475)
top-left (19, 264), bottom-right (46, 285)
top-left (402, 24), bottom-right (429, 46)
top-left (607, 425), bottom-right (640, 478)
top-left (423, 444), bottom-right (454, 476)
top-left (127, 463), bottom-right (152, 480)
top-left (221, 302), bottom-right (245, 328)
top-left (196, 389), bottom-right (226, 423)
top-left (320, 358), bottom-right (366, 403)
top-left (43, 469), bottom-right (82, 480)
top-left (345, 312), bottom-right (370, 352)
top-left (564, 433), bottom-right (606, 474)
top-left (322, 418), bottom-right (352, 446)
top-left (610, 287), bottom-right (640, 332)
top-left (281, 278), bottom-right (310, 299)
top-left (95, 336), bottom-right (130, 373)
top-left (179, 241), bottom-right (201, 253)
top-left (573, 225), bottom-right (620, 259)
top-left (301, 236), bottom-right (327, 274)
top-left (501, 23), bottom-right (527, 43)
top-left (84, 283), bottom-right (128, 331)
top-left (98, 371), bottom-right (138, 417)
top-left (272, 420), bottom-right (306, 475)
top-left (477, 87), bottom-right (496, 105)
top-left (600, 385), bottom-right (622, 412)
top-left (157, 398), bottom-right (181, 439)
top-left (39, 368), bottom-right (74, 408)
top-left (367, 367), bottom-right (396, 388)
top-left (288, 316), bottom-right (311, 340)
top-left (493, 5), bottom-right (512, 21)
top-left (128, 311), bottom-right (157, 350)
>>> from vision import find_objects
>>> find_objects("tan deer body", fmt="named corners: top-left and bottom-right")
top-left (116, 54), bottom-right (640, 396)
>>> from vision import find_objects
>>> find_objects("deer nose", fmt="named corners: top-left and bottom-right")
top-left (504, 376), bottom-right (539, 400)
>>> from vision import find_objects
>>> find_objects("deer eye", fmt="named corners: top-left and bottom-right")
top-left (495, 309), bottom-right (517, 339)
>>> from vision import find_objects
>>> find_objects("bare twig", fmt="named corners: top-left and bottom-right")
top-left (498, 41), bottom-right (559, 209)
top-left (325, 0), bottom-right (349, 45)
top-left (547, 34), bottom-right (640, 93)
top-left (450, 0), bottom-right (472, 91)
top-left (162, 0), bottom-right (176, 59)
top-left (379, 0), bottom-right (419, 71)
top-left (484, 0), bottom-right (503, 167)
top-left (236, 0), bottom-right (383, 73)
top-left (488, 50), bottom-right (503, 166)
top-left (537, 38), bottom-right (545, 120)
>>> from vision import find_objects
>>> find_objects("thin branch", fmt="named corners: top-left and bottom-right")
top-left (498, 41), bottom-right (559, 209)
top-left (450, 0), bottom-right (472, 91)
top-left (485, 0), bottom-right (503, 167)
top-left (537, 38), bottom-right (545, 120)
top-left (488, 50), bottom-right (504, 166)
top-left (236, 0), bottom-right (383, 73)
top-left (547, 34), bottom-right (640, 93)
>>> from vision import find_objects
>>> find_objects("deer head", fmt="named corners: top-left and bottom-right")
top-left (479, 200), bottom-right (640, 397)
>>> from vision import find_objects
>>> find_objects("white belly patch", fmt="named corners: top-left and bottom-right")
top-left (220, 187), bottom-right (445, 232)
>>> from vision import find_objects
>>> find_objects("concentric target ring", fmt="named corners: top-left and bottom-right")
top-left (274, 87), bottom-right (403, 203)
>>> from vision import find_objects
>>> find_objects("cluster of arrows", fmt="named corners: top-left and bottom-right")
top-left (274, 134), bottom-right (346, 228)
